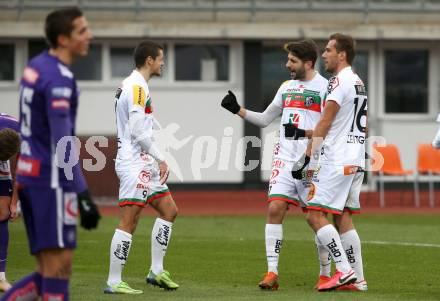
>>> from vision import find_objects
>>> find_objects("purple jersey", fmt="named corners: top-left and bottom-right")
top-left (16, 51), bottom-right (86, 193)
top-left (0, 113), bottom-right (19, 132)
top-left (0, 113), bottom-right (19, 182)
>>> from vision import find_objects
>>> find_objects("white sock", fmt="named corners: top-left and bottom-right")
top-left (107, 229), bottom-right (132, 286)
top-left (316, 224), bottom-right (351, 274)
top-left (315, 235), bottom-right (331, 277)
top-left (265, 224), bottom-right (283, 274)
top-left (0, 272), bottom-right (5, 281)
top-left (151, 218), bottom-right (173, 275)
top-left (340, 229), bottom-right (365, 282)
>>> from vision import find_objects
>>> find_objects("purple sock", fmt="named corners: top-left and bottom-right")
top-left (42, 277), bottom-right (69, 301)
top-left (0, 219), bottom-right (8, 272)
top-left (0, 272), bottom-right (42, 301)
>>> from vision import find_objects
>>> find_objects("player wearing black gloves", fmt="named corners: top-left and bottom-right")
top-left (220, 40), bottom-right (329, 291)
top-left (77, 190), bottom-right (101, 230)
top-left (221, 90), bottom-right (241, 114)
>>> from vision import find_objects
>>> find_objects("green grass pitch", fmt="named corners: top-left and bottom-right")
top-left (3, 213), bottom-right (440, 300)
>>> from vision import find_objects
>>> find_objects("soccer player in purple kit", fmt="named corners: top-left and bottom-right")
top-left (0, 7), bottom-right (100, 301)
top-left (0, 114), bottom-right (20, 292)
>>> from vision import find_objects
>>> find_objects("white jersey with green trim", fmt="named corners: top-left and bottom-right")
top-left (319, 66), bottom-right (367, 167)
top-left (114, 70), bottom-right (155, 171)
top-left (272, 72), bottom-right (328, 162)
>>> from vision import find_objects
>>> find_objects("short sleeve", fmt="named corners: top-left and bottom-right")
top-left (325, 76), bottom-right (345, 106)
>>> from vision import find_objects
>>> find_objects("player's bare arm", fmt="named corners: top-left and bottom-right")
top-left (306, 100), bottom-right (340, 157)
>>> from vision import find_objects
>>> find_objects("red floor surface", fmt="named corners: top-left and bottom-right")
top-left (99, 190), bottom-right (440, 216)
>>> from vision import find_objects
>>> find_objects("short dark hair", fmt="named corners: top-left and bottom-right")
top-left (45, 7), bottom-right (83, 48)
top-left (0, 129), bottom-right (20, 161)
top-left (284, 39), bottom-right (318, 68)
top-left (329, 33), bottom-right (356, 65)
top-left (134, 41), bottom-right (164, 68)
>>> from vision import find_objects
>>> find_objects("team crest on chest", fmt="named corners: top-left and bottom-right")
top-left (305, 96), bottom-right (314, 107)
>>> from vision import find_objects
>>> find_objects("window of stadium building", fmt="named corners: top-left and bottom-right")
top-left (71, 44), bottom-right (102, 80)
top-left (28, 39), bottom-right (48, 60)
top-left (0, 44), bottom-right (14, 80)
top-left (175, 45), bottom-right (229, 81)
top-left (318, 51), bottom-right (369, 89)
top-left (385, 50), bottom-right (428, 114)
top-left (28, 40), bottom-right (102, 80)
top-left (261, 45), bottom-right (290, 107)
top-left (110, 45), bottom-right (168, 79)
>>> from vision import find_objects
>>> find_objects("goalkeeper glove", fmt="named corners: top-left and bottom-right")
top-left (221, 90), bottom-right (240, 114)
top-left (77, 190), bottom-right (101, 230)
top-left (283, 123), bottom-right (306, 140)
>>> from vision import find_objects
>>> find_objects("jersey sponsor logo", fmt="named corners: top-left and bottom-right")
top-left (138, 170), bottom-right (151, 183)
top-left (23, 67), bottom-right (39, 84)
top-left (285, 84), bottom-right (305, 94)
top-left (288, 113), bottom-right (300, 126)
top-left (305, 96), bottom-right (314, 107)
top-left (16, 157), bottom-right (41, 177)
top-left (327, 76), bottom-right (339, 94)
top-left (51, 87), bottom-right (72, 98)
top-left (272, 159), bottom-right (285, 169)
top-left (51, 99), bottom-right (70, 109)
top-left (136, 183), bottom-right (147, 189)
top-left (64, 192), bottom-right (78, 225)
top-left (354, 84), bottom-right (367, 96)
top-left (343, 165), bottom-right (359, 175)
top-left (284, 94), bottom-right (293, 106)
top-left (282, 92), bottom-right (322, 112)
top-left (269, 169), bottom-right (279, 185)
top-left (133, 85), bottom-right (146, 107)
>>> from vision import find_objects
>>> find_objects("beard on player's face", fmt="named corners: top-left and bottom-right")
top-left (293, 65), bottom-right (306, 80)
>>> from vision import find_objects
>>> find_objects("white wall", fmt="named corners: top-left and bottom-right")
top-left (0, 84), bottom-right (246, 183)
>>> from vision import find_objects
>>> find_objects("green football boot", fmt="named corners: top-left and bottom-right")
top-left (146, 270), bottom-right (179, 290)
top-left (104, 281), bottom-right (143, 294)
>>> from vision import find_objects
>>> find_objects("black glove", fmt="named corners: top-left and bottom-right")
top-left (221, 90), bottom-right (240, 114)
top-left (283, 123), bottom-right (306, 140)
top-left (78, 190), bottom-right (100, 230)
top-left (291, 155), bottom-right (310, 180)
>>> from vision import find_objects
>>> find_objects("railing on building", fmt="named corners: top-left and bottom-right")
top-left (1, 0), bottom-right (440, 21)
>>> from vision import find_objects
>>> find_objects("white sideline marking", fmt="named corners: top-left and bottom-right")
top-left (364, 240), bottom-right (440, 248)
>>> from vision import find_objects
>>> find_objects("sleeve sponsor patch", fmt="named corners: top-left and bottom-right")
top-left (51, 86), bottom-right (72, 98)
top-left (51, 99), bottom-right (70, 109)
top-left (23, 67), bottom-right (39, 84)
top-left (354, 84), bottom-right (367, 96)
top-left (133, 85), bottom-right (146, 107)
top-left (327, 76), bottom-right (339, 94)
